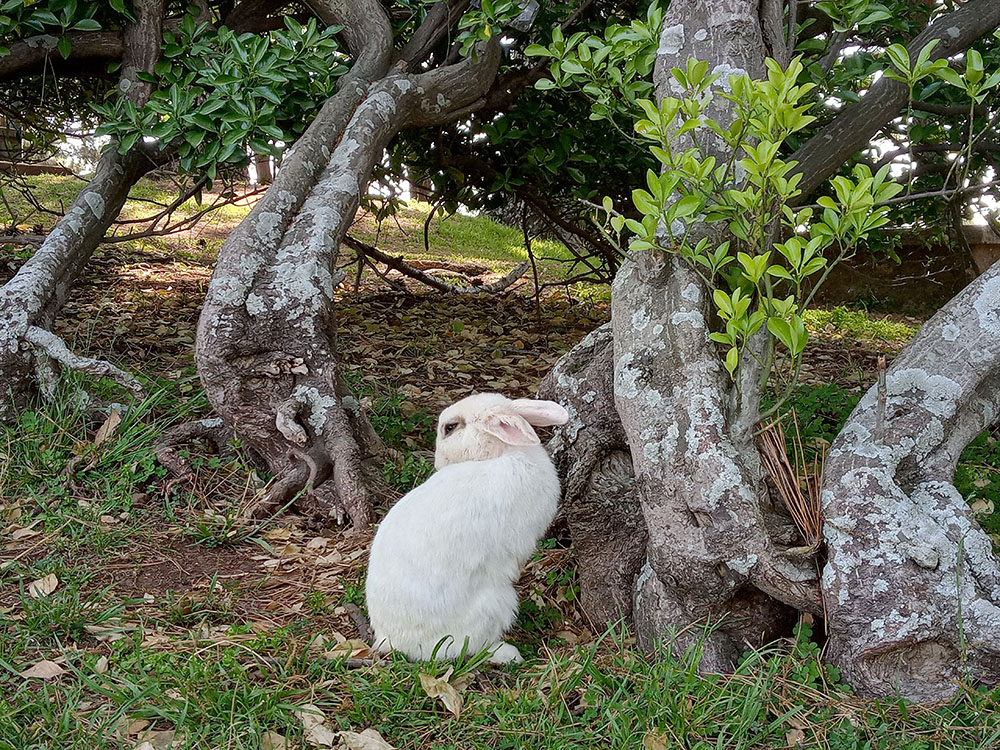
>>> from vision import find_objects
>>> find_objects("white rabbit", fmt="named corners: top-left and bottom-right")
top-left (365, 392), bottom-right (569, 664)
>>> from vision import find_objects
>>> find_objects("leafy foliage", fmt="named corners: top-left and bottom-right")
top-left (94, 14), bottom-right (347, 180)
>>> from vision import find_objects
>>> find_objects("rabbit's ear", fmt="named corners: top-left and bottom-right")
top-left (509, 399), bottom-right (570, 427)
top-left (481, 412), bottom-right (541, 446)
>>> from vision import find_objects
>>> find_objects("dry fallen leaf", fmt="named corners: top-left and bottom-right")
top-left (971, 498), bottom-right (995, 514)
top-left (642, 730), bottom-right (670, 750)
top-left (418, 667), bottom-right (470, 719)
top-left (21, 659), bottom-right (65, 680)
top-left (295, 704), bottom-right (338, 748)
top-left (262, 731), bottom-right (289, 750)
top-left (786, 727), bottom-right (806, 746)
top-left (338, 728), bottom-right (396, 750)
top-left (135, 729), bottom-right (184, 750)
top-left (94, 408), bottom-right (122, 448)
top-left (28, 572), bottom-right (59, 598)
top-left (94, 655), bottom-right (109, 674)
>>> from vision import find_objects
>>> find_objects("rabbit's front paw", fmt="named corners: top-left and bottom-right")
top-left (488, 642), bottom-right (523, 664)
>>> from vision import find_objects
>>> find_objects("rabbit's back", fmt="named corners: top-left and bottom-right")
top-left (366, 447), bottom-right (559, 659)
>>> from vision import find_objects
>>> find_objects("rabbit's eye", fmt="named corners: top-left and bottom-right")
top-left (443, 422), bottom-right (460, 435)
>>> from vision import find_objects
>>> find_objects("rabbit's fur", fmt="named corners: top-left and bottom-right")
top-left (365, 393), bottom-right (568, 664)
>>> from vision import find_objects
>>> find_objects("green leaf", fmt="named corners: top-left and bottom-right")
top-left (767, 317), bottom-right (793, 351)
top-left (724, 347), bottom-right (739, 376)
top-left (72, 18), bottom-right (102, 31)
top-left (524, 44), bottom-right (551, 57)
top-left (57, 36), bottom-right (72, 59)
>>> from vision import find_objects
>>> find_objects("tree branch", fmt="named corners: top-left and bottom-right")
top-left (0, 31), bottom-right (124, 83)
top-left (343, 234), bottom-right (528, 294)
top-left (790, 0), bottom-right (1000, 201)
top-left (397, 0), bottom-right (472, 69)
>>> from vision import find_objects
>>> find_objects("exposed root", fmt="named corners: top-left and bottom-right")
top-left (344, 602), bottom-right (374, 643)
top-left (153, 417), bottom-right (237, 493)
top-left (25, 326), bottom-right (145, 401)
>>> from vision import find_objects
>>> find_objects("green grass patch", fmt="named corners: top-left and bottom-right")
top-left (803, 306), bottom-right (919, 343)
top-left (1, 624), bottom-right (998, 749)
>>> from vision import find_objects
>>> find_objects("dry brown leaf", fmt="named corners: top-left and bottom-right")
top-left (21, 659), bottom-right (65, 680)
top-left (786, 728), bottom-right (806, 746)
top-left (419, 668), bottom-right (466, 718)
top-left (338, 729), bottom-right (396, 750)
top-left (971, 498), bottom-right (995, 514)
top-left (134, 729), bottom-right (184, 750)
top-left (124, 719), bottom-right (151, 736)
top-left (295, 704), bottom-right (338, 748)
top-left (94, 655), bottom-right (109, 674)
top-left (324, 639), bottom-right (371, 660)
top-left (642, 730), bottom-right (670, 750)
top-left (262, 731), bottom-right (290, 750)
top-left (27, 573), bottom-right (59, 598)
top-left (263, 527), bottom-right (292, 541)
top-left (94, 408), bottom-right (122, 448)
top-left (11, 520), bottom-right (42, 540)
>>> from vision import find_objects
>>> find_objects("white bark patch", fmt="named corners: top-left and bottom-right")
top-left (658, 23), bottom-right (685, 56)
top-left (643, 423), bottom-right (678, 463)
top-left (670, 310), bottom-right (705, 329)
top-left (83, 192), bottom-right (105, 219)
top-left (341, 395), bottom-right (360, 416)
top-left (947, 26), bottom-right (960, 38)
top-left (634, 558), bottom-right (655, 609)
top-left (973, 277), bottom-right (1000, 334)
top-left (694, 29), bottom-right (708, 41)
top-left (631, 308), bottom-right (651, 332)
top-left (245, 293), bottom-right (266, 316)
top-left (681, 283), bottom-right (701, 303)
top-left (727, 554), bottom-right (757, 575)
top-left (614, 352), bottom-right (642, 399)
top-left (292, 385), bottom-right (340, 432)
top-left (941, 322), bottom-right (960, 341)
top-left (711, 64), bottom-right (747, 92)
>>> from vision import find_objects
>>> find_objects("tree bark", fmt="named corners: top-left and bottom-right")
top-left (822, 260), bottom-right (1000, 701)
top-left (0, 0), bottom-right (166, 419)
top-left (543, 0), bottom-right (1000, 700)
top-left (544, 0), bottom-right (819, 671)
top-left (194, 2), bottom-right (501, 527)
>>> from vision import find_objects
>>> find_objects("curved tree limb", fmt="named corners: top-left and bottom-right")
top-left (0, 0), bottom-right (167, 420)
top-left (0, 31), bottom-right (124, 83)
top-left (790, 0), bottom-right (1000, 201)
top-left (24, 326), bottom-right (145, 399)
top-left (822, 260), bottom-right (1000, 702)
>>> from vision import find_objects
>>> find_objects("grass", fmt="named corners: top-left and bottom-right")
top-left (2, 175), bottom-right (1000, 748)
top-left (802, 306), bottom-right (920, 343)
top-left (0, 618), bottom-right (998, 749)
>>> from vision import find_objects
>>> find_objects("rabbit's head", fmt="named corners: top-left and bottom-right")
top-left (434, 393), bottom-right (569, 469)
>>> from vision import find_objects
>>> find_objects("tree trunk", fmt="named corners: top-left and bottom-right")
top-left (822, 260), bottom-right (1000, 701)
top-left (0, 0), bottom-right (165, 419)
top-left (542, 0), bottom-right (1000, 701)
top-left (194, 0), bottom-right (501, 527)
top-left (254, 152), bottom-right (273, 184)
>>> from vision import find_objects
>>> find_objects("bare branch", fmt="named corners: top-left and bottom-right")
top-left (0, 31), bottom-right (124, 83)
top-left (343, 234), bottom-right (528, 294)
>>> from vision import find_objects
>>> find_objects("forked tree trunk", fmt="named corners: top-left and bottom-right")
top-left (194, 0), bottom-right (500, 526)
top-left (541, 0), bottom-right (1000, 701)
top-left (0, 0), bottom-right (165, 419)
